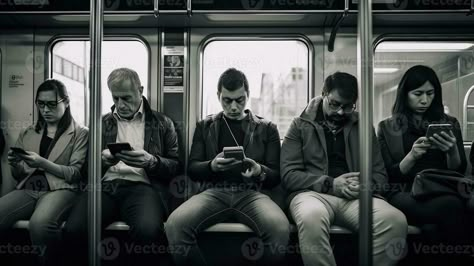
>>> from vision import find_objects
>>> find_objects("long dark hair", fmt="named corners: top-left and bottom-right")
top-left (392, 65), bottom-right (445, 125)
top-left (35, 79), bottom-right (72, 156)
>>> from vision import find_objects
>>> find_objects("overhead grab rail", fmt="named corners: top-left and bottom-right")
top-left (328, 0), bottom-right (349, 52)
top-left (154, 0), bottom-right (159, 17)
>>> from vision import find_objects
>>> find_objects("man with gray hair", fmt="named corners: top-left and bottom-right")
top-left (65, 68), bottom-right (179, 265)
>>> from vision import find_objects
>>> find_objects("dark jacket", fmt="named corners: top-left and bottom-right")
top-left (280, 96), bottom-right (388, 201)
top-left (188, 110), bottom-right (281, 189)
top-left (377, 115), bottom-right (466, 189)
top-left (102, 97), bottom-right (179, 183)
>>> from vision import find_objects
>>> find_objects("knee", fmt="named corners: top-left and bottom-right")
top-left (374, 206), bottom-right (407, 239)
top-left (290, 199), bottom-right (330, 229)
top-left (29, 214), bottom-right (60, 242)
top-left (261, 215), bottom-right (290, 244)
top-left (164, 210), bottom-right (193, 244)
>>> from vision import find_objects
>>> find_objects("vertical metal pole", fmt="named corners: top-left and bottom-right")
top-left (358, 0), bottom-right (373, 266)
top-left (89, 0), bottom-right (103, 266)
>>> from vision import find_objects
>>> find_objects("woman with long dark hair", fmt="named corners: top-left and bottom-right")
top-left (0, 79), bottom-right (88, 266)
top-left (377, 65), bottom-right (472, 253)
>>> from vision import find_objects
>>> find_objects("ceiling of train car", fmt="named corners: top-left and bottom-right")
top-left (1, 12), bottom-right (473, 28)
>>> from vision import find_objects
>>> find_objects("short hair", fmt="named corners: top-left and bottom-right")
top-left (322, 72), bottom-right (358, 102)
top-left (107, 68), bottom-right (142, 90)
top-left (217, 68), bottom-right (249, 95)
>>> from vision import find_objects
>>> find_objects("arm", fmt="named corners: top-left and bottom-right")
top-left (447, 119), bottom-right (466, 173)
top-left (377, 122), bottom-right (405, 183)
top-left (188, 122), bottom-right (215, 181)
top-left (145, 117), bottom-right (180, 181)
top-left (256, 122), bottom-right (281, 189)
top-left (371, 128), bottom-right (389, 196)
top-left (44, 127), bottom-right (89, 184)
top-left (280, 119), bottom-right (334, 194)
top-left (10, 129), bottom-right (30, 182)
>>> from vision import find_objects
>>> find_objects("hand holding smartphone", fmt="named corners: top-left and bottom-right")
top-left (223, 146), bottom-right (245, 161)
top-left (107, 142), bottom-right (133, 156)
top-left (10, 147), bottom-right (29, 156)
top-left (426, 124), bottom-right (453, 139)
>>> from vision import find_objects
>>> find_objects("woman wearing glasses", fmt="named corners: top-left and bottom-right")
top-left (377, 66), bottom-right (472, 253)
top-left (0, 79), bottom-right (88, 266)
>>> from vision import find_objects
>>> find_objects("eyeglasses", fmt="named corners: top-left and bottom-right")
top-left (36, 98), bottom-right (66, 109)
top-left (325, 96), bottom-right (356, 114)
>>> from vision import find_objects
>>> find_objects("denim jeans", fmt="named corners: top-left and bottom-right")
top-left (165, 187), bottom-right (290, 266)
top-left (289, 191), bottom-right (408, 266)
top-left (64, 179), bottom-right (165, 266)
top-left (0, 189), bottom-right (78, 266)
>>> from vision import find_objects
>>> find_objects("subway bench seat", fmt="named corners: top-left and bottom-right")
top-left (12, 220), bottom-right (422, 234)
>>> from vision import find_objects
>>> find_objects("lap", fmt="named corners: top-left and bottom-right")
top-left (117, 183), bottom-right (164, 226)
top-left (31, 190), bottom-right (79, 224)
top-left (167, 188), bottom-right (231, 231)
top-left (233, 190), bottom-right (289, 234)
top-left (0, 189), bottom-right (36, 228)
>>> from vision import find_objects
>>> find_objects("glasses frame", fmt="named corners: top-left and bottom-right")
top-left (324, 95), bottom-right (356, 114)
top-left (36, 98), bottom-right (66, 110)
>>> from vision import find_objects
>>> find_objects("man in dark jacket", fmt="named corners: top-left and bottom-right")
top-left (281, 72), bottom-right (407, 266)
top-left (65, 68), bottom-right (179, 265)
top-left (166, 68), bottom-right (289, 266)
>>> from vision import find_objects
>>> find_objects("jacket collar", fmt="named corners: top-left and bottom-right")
top-left (207, 110), bottom-right (261, 154)
top-left (300, 96), bottom-right (359, 125)
top-left (299, 96), bottom-right (359, 170)
top-left (105, 97), bottom-right (158, 150)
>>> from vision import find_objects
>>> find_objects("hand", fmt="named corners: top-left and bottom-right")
top-left (409, 137), bottom-right (431, 160)
top-left (343, 177), bottom-right (360, 199)
top-left (333, 172), bottom-right (360, 200)
top-left (428, 130), bottom-right (457, 153)
top-left (7, 150), bottom-right (22, 166)
top-left (102, 149), bottom-right (120, 167)
top-left (115, 150), bottom-right (157, 169)
top-left (241, 157), bottom-right (263, 181)
top-left (18, 151), bottom-right (45, 168)
top-left (210, 152), bottom-right (241, 172)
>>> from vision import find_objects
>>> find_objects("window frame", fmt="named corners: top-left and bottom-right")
top-left (47, 35), bottom-right (152, 126)
top-left (197, 35), bottom-right (314, 121)
top-left (373, 34), bottom-right (474, 145)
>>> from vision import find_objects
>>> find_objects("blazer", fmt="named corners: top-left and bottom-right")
top-left (11, 120), bottom-right (89, 190)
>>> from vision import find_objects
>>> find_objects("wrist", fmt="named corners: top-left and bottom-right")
top-left (253, 164), bottom-right (262, 177)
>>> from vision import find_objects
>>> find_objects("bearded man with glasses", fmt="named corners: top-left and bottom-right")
top-left (280, 72), bottom-right (408, 266)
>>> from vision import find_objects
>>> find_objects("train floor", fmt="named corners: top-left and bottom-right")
top-left (1, 229), bottom-right (473, 266)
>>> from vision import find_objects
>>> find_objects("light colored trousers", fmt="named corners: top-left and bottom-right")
top-left (290, 191), bottom-right (408, 266)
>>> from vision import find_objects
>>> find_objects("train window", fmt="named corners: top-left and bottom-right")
top-left (202, 40), bottom-right (309, 139)
top-left (374, 41), bottom-right (474, 142)
top-left (51, 40), bottom-right (149, 126)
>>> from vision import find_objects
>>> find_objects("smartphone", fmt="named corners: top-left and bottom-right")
top-left (10, 147), bottom-right (29, 156)
top-left (107, 142), bottom-right (133, 155)
top-left (426, 124), bottom-right (453, 139)
top-left (223, 146), bottom-right (245, 161)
